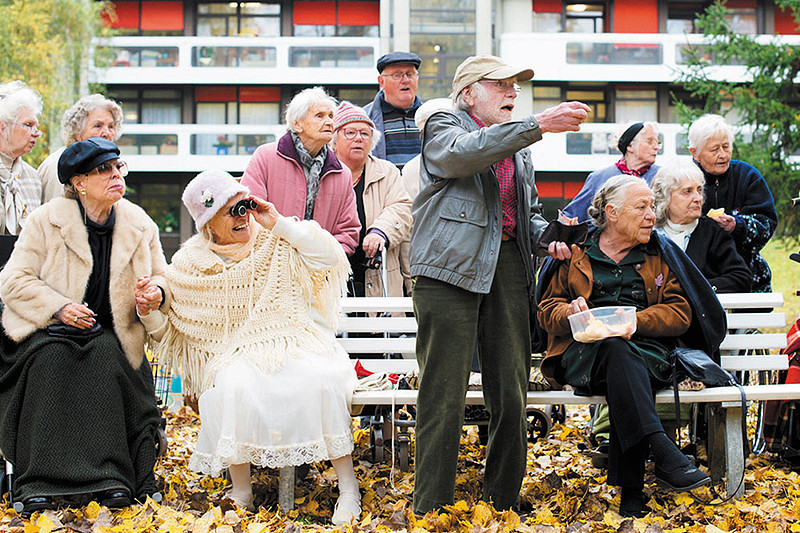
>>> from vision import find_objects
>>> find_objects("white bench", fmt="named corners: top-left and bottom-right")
top-left (339, 293), bottom-right (799, 498)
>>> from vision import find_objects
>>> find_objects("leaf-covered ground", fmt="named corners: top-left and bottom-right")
top-left (3, 404), bottom-right (800, 533)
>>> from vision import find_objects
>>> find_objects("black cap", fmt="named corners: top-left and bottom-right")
top-left (57, 137), bottom-right (120, 184)
top-left (376, 51), bottom-right (421, 73)
top-left (618, 122), bottom-right (645, 155)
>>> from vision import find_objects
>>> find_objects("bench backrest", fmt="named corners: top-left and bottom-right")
top-left (338, 293), bottom-right (788, 375)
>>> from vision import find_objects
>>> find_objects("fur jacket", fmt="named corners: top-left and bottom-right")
top-left (0, 197), bottom-right (170, 368)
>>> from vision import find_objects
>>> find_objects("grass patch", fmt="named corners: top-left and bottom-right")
top-left (761, 238), bottom-right (799, 329)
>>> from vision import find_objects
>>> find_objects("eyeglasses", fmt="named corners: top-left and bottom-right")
top-left (643, 138), bottom-right (663, 148)
top-left (341, 128), bottom-right (372, 140)
top-left (88, 160), bottom-right (128, 179)
top-left (481, 80), bottom-right (522, 94)
top-left (14, 122), bottom-right (42, 135)
top-left (381, 72), bottom-right (419, 81)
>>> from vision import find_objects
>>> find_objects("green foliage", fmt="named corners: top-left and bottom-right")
top-left (673, 0), bottom-right (800, 237)
top-left (0, 0), bottom-right (112, 166)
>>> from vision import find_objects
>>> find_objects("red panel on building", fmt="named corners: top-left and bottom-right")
top-left (104, 1), bottom-right (139, 29)
top-left (537, 182), bottom-right (563, 198)
top-left (532, 0), bottom-right (562, 14)
top-left (240, 87), bottom-right (281, 102)
top-left (140, 1), bottom-right (184, 31)
top-left (196, 86), bottom-right (238, 102)
top-left (613, 0), bottom-right (658, 33)
top-left (339, 2), bottom-right (380, 25)
top-left (725, 0), bottom-right (756, 8)
top-left (775, 7), bottom-right (800, 35)
top-left (294, 2), bottom-right (337, 25)
top-left (564, 182), bottom-right (584, 199)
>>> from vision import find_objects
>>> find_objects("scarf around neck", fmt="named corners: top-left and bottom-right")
top-left (615, 157), bottom-right (648, 178)
top-left (156, 224), bottom-right (349, 396)
top-left (661, 218), bottom-right (699, 251)
top-left (0, 151), bottom-right (24, 234)
top-left (291, 131), bottom-right (327, 221)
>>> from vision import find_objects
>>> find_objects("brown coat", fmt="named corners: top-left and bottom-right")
top-left (0, 197), bottom-right (170, 369)
top-left (537, 243), bottom-right (691, 386)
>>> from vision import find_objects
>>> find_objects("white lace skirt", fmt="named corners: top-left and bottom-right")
top-left (188, 343), bottom-right (357, 476)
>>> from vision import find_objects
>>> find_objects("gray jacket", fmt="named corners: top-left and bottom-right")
top-left (410, 109), bottom-right (549, 293)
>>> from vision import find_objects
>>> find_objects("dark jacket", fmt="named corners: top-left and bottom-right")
top-left (535, 230), bottom-right (727, 378)
top-left (683, 216), bottom-right (752, 293)
top-left (364, 90), bottom-right (423, 161)
top-left (699, 159), bottom-right (777, 292)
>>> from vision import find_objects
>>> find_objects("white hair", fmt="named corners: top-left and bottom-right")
top-left (454, 82), bottom-right (489, 112)
top-left (688, 114), bottom-right (734, 152)
top-left (285, 87), bottom-right (337, 133)
top-left (61, 94), bottom-right (123, 144)
top-left (0, 81), bottom-right (42, 130)
top-left (651, 159), bottom-right (705, 226)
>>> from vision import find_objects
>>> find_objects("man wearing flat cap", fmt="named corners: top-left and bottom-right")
top-left (363, 51), bottom-right (423, 170)
top-left (410, 55), bottom-right (590, 514)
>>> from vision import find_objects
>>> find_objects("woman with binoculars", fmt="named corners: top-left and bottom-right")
top-left (135, 169), bottom-right (361, 525)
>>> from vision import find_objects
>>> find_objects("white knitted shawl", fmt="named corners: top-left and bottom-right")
top-left (156, 225), bottom-right (349, 397)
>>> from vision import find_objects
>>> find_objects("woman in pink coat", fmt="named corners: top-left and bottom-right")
top-left (242, 87), bottom-right (360, 255)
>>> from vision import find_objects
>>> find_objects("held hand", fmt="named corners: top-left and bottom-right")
top-left (713, 213), bottom-right (736, 233)
top-left (362, 232), bottom-right (386, 258)
top-left (534, 101), bottom-right (591, 134)
top-left (548, 242), bottom-right (580, 260)
top-left (566, 296), bottom-right (589, 317)
top-left (55, 302), bottom-right (96, 329)
top-left (135, 276), bottom-right (162, 316)
top-left (250, 197), bottom-right (281, 230)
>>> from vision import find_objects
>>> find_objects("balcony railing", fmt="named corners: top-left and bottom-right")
top-left (501, 32), bottom-right (800, 83)
top-left (90, 36), bottom-right (380, 86)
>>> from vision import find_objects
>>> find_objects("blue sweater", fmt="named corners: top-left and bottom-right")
top-left (562, 163), bottom-right (661, 222)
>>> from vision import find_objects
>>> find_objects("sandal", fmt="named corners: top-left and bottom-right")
top-left (228, 491), bottom-right (255, 512)
top-left (331, 491), bottom-right (361, 526)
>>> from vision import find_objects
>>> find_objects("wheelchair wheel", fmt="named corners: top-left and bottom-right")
top-left (527, 407), bottom-right (551, 442)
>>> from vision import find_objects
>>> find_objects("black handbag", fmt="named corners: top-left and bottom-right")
top-left (46, 321), bottom-right (102, 343)
top-left (669, 347), bottom-right (748, 497)
top-left (536, 220), bottom-right (589, 257)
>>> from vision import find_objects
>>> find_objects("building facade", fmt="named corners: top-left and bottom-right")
top-left (90, 0), bottom-right (800, 256)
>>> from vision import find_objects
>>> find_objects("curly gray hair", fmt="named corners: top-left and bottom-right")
top-left (651, 160), bottom-right (705, 227)
top-left (587, 174), bottom-right (649, 230)
top-left (61, 94), bottom-right (123, 145)
top-left (0, 81), bottom-right (42, 132)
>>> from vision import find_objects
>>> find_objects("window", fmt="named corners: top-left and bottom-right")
top-left (288, 46), bottom-right (374, 68)
top-left (293, 1), bottom-right (379, 37)
top-left (197, 2), bottom-right (280, 37)
top-left (667, 1), bottom-right (758, 35)
top-left (534, 85), bottom-right (608, 123)
top-left (103, 1), bottom-right (184, 36)
top-left (411, 0), bottom-right (476, 98)
top-left (109, 88), bottom-right (182, 124)
top-left (565, 1), bottom-right (605, 33)
top-left (532, 0), bottom-right (563, 33)
top-left (666, 2), bottom-right (704, 34)
top-left (615, 87), bottom-right (658, 123)
top-left (192, 46), bottom-right (277, 67)
top-left (195, 86), bottom-right (281, 125)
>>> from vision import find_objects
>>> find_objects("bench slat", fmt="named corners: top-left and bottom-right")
top-left (720, 354), bottom-right (788, 371)
top-left (339, 317), bottom-right (418, 332)
top-left (351, 384), bottom-right (800, 405)
top-left (341, 297), bottom-right (412, 313)
top-left (725, 313), bottom-right (785, 330)
top-left (719, 333), bottom-right (786, 351)
top-left (716, 292), bottom-right (783, 309)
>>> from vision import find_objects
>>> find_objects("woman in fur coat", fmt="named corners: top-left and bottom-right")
top-left (0, 138), bottom-right (168, 515)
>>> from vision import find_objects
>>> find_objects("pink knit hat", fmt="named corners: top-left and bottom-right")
top-left (182, 168), bottom-right (249, 230)
top-left (333, 101), bottom-right (374, 132)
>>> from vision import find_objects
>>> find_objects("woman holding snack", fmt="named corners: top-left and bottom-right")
top-left (688, 114), bottom-right (777, 292)
top-left (537, 174), bottom-right (725, 518)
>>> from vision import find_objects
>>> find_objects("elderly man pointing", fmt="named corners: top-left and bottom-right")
top-left (410, 55), bottom-right (589, 514)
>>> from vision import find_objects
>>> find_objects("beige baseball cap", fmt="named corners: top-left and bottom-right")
top-left (452, 55), bottom-right (534, 99)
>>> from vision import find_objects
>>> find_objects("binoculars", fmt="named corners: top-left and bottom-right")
top-left (229, 198), bottom-right (257, 217)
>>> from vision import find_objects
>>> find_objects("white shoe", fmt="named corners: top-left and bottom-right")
top-left (331, 491), bottom-right (361, 526)
top-left (229, 491), bottom-right (255, 512)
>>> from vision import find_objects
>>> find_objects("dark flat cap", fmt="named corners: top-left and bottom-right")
top-left (57, 137), bottom-right (120, 184)
top-left (376, 51), bottom-right (421, 73)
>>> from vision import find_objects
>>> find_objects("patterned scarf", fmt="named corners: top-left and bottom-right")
top-left (615, 157), bottom-right (648, 178)
top-left (291, 132), bottom-right (327, 220)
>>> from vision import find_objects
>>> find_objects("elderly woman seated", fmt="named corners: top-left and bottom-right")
top-left (688, 114), bottom-right (777, 292)
top-left (651, 160), bottom-right (751, 293)
top-left (0, 138), bottom-right (168, 514)
top-left (137, 170), bottom-right (361, 525)
top-left (537, 174), bottom-right (726, 517)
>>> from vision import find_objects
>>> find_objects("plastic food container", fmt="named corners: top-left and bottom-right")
top-left (568, 306), bottom-right (637, 343)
